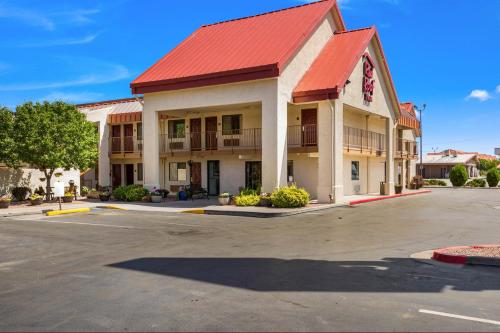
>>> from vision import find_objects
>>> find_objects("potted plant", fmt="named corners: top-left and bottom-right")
top-left (63, 192), bottom-right (74, 203)
top-left (99, 191), bottom-right (111, 202)
top-left (151, 190), bottom-right (163, 203)
top-left (395, 184), bottom-right (403, 194)
top-left (29, 194), bottom-right (44, 206)
top-left (218, 193), bottom-right (231, 205)
top-left (0, 194), bottom-right (12, 209)
top-left (258, 193), bottom-right (272, 207)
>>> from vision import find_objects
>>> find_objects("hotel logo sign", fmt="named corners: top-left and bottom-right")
top-left (362, 53), bottom-right (375, 102)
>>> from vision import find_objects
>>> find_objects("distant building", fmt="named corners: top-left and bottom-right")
top-left (418, 149), bottom-right (497, 179)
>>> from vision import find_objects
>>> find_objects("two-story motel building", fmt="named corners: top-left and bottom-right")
top-left (80, 0), bottom-right (420, 204)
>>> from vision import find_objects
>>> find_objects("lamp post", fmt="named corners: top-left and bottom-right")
top-left (415, 104), bottom-right (427, 177)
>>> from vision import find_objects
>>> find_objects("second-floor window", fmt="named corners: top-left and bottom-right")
top-left (222, 115), bottom-right (241, 135)
top-left (137, 122), bottom-right (143, 141)
top-left (168, 119), bottom-right (185, 138)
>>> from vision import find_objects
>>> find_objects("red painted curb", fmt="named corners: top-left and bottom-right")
top-left (432, 245), bottom-right (500, 266)
top-left (349, 190), bottom-right (431, 206)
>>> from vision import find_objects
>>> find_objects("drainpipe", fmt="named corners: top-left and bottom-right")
top-left (328, 99), bottom-right (336, 203)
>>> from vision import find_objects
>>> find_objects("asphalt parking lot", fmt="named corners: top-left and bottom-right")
top-left (1, 188), bottom-right (499, 331)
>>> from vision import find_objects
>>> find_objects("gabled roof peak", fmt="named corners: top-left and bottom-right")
top-left (202, 0), bottom-right (332, 28)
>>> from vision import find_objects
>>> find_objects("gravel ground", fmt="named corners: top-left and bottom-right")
top-left (440, 246), bottom-right (500, 258)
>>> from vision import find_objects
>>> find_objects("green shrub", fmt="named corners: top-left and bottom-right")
top-left (235, 194), bottom-right (260, 207)
top-left (240, 188), bottom-right (259, 196)
top-left (450, 165), bottom-right (468, 187)
top-left (465, 178), bottom-right (486, 188)
top-left (112, 185), bottom-right (149, 202)
top-left (424, 179), bottom-right (447, 186)
top-left (271, 185), bottom-right (310, 208)
top-left (10, 187), bottom-right (31, 201)
top-left (81, 186), bottom-right (89, 196)
top-left (486, 169), bottom-right (500, 187)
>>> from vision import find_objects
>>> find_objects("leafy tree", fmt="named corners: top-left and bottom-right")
top-left (449, 165), bottom-right (468, 187)
top-left (486, 168), bottom-right (500, 188)
top-left (0, 106), bottom-right (15, 166)
top-left (478, 158), bottom-right (500, 172)
top-left (11, 101), bottom-right (99, 195)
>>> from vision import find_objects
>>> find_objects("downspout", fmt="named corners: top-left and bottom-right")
top-left (328, 99), bottom-right (336, 203)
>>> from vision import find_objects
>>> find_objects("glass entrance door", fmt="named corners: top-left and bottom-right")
top-left (245, 161), bottom-right (262, 190)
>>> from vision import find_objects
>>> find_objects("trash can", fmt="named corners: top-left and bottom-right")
top-left (380, 182), bottom-right (387, 195)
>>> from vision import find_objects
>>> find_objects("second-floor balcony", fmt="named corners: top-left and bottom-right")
top-left (110, 136), bottom-right (143, 156)
top-left (344, 126), bottom-right (386, 156)
top-left (395, 138), bottom-right (418, 159)
top-left (159, 125), bottom-right (318, 155)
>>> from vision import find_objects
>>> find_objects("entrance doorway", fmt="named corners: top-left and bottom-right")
top-left (125, 164), bottom-right (134, 185)
top-left (112, 164), bottom-right (122, 188)
top-left (190, 162), bottom-right (202, 190)
top-left (190, 118), bottom-right (201, 151)
top-left (207, 161), bottom-right (220, 196)
top-left (245, 161), bottom-right (262, 190)
top-left (205, 117), bottom-right (218, 150)
top-left (301, 109), bottom-right (317, 146)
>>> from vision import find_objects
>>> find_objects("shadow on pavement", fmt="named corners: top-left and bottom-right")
top-left (108, 257), bottom-right (500, 292)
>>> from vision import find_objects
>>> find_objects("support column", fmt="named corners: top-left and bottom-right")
top-left (261, 88), bottom-right (288, 193)
top-left (98, 121), bottom-right (110, 187)
top-left (143, 104), bottom-right (160, 190)
top-left (317, 101), bottom-right (334, 203)
top-left (332, 100), bottom-right (344, 203)
top-left (385, 118), bottom-right (395, 195)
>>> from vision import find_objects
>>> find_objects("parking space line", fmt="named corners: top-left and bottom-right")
top-left (419, 309), bottom-right (500, 326)
top-left (40, 220), bottom-right (139, 229)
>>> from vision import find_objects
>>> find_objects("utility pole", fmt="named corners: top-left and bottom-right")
top-left (415, 104), bottom-right (427, 177)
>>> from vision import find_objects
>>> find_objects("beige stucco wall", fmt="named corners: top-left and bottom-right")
top-left (0, 166), bottom-right (81, 196)
top-left (343, 156), bottom-right (385, 195)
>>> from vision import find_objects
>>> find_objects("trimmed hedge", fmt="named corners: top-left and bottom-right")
top-left (424, 179), bottom-right (447, 186)
top-left (271, 185), bottom-right (310, 208)
top-left (486, 169), bottom-right (500, 188)
top-left (112, 185), bottom-right (149, 202)
top-left (235, 194), bottom-right (260, 207)
top-left (450, 165), bottom-right (468, 187)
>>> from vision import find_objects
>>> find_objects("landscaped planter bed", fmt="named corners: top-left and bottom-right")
top-left (432, 245), bottom-right (500, 266)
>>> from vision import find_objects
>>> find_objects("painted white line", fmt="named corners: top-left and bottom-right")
top-left (419, 309), bottom-right (500, 326)
top-left (40, 221), bottom-right (139, 229)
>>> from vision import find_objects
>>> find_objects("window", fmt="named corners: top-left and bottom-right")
top-left (168, 119), bottom-right (185, 138)
top-left (137, 163), bottom-right (143, 181)
top-left (169, 162), bottom-right (187, 181)
top-left (351, 161), bottom-right (360, 181)
top-left (222, 115), bottom-right (241, 135)
top-left (137, 122), bottom-right (143, 140)
top-left (287, 160), bottom-right (294, 182)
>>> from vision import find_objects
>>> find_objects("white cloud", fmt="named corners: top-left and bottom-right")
top-left (466, 89), bottom-right (492, 102)
top-left (17, 33), bottom-right (101, 48)
top-left (0, 59), bottom-right (130, 92)
top-left (0, 4), bottom-right (55, 30)
top-left (52, 8), bottom-right (100, 25)
top-left (496, 85), bottom-right (500, 94)
top-left (42, 91), bottom-right (104, 103)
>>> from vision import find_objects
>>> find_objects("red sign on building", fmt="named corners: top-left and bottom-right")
top-left (362, 53), bottom-right (375, 102)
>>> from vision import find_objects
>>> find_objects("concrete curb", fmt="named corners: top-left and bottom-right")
top-left (96, 205), bottom-right (128, 210)
top-left (202, 203), bottom-right (348, 218)
top-left (432, 245), bottom-right (500, 267)
top-left (349, 190), bottom-right (432, 206)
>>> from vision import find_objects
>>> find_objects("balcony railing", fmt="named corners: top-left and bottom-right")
top-left (344, 126), bottom-right (385, 155)
top-left (160, 128), bottom-right (262, 154)
top-left (395, 138), bottom-right (418, 159)
top-left (159, 125), bottom-right (318, 154)
top-left (110, 136), bottom-right (143, 154)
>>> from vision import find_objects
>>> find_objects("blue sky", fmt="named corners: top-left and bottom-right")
top-left (0, 0), bottom-right (499, 154)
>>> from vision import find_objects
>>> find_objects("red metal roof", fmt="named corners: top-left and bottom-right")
top-left (131, 0), bottom-right (344, 94)
top-left (293, 27), bottom-right (375, 102)
top-left (398, 102), bottom-right (420, 130)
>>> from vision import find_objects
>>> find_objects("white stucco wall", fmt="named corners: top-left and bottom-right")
top-left (0, 166), bottom-right (80, 197)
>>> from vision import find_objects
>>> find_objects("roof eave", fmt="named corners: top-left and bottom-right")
top-left (131, 64), bottom-right (279, 94)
